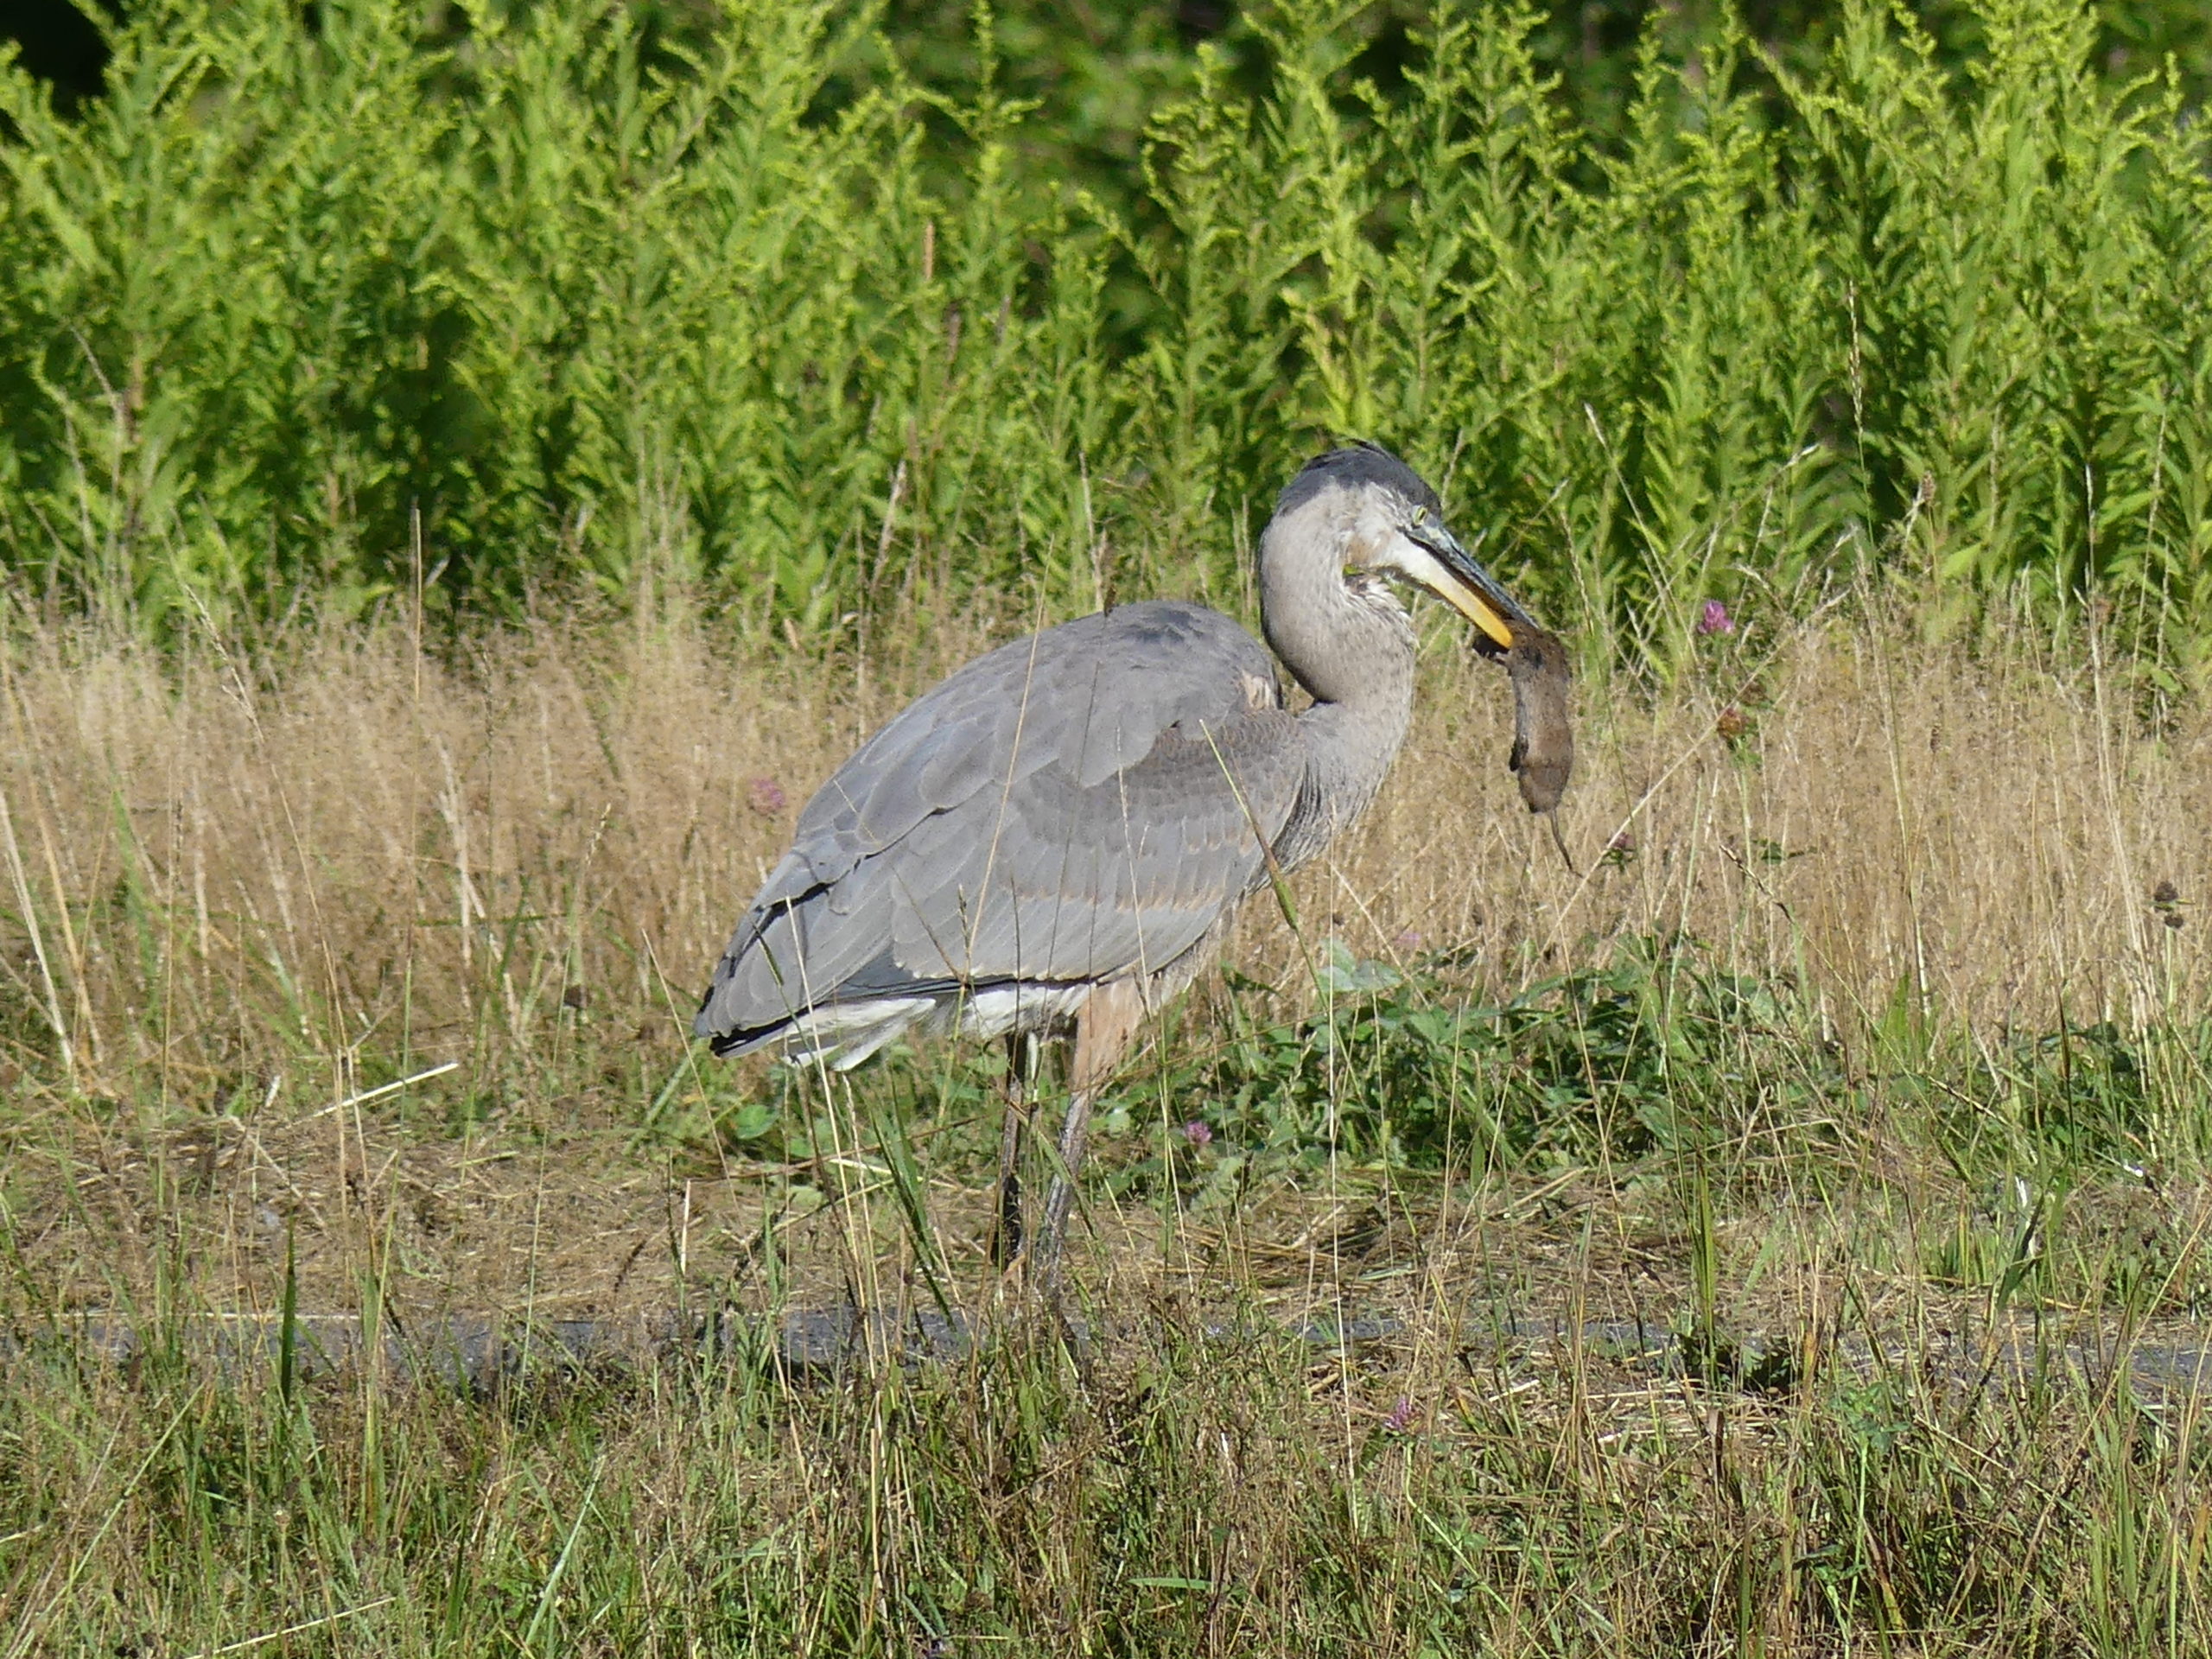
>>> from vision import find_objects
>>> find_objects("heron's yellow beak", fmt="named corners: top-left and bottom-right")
top-left (1432, 578), bottom-right (1517, 652)
top-left (1405, 523), bottom-right (1531, 655)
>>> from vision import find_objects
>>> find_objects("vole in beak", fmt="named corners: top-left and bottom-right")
top-left (1504, 626), bottom-right (1576, 874)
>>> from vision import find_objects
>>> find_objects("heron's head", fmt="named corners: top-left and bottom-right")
top-left (1272, 442), bottom-right (1533, 656)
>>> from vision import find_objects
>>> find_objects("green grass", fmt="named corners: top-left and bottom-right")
top-left (5, 921), bottom-right (2212, 1653)
top-left (4, 1288), bottom-right (2206, 1655)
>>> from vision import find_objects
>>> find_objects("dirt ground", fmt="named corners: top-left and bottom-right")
top-left (13, 1090), bottom-right (2192, 1382)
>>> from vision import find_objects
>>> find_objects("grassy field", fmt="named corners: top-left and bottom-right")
top-left (6, 0), bottom-right (2212, 1649)
top-left (0, 589), bottom-right (2209, 1653)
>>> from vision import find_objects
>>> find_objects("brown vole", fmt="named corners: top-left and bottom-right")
top-left (1505, 626), bottom-right (1576, 873)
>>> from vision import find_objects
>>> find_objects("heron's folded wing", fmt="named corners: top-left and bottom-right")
top-left (789, 601), bottom-right (1281, 888)
top-left (695, 712), bottom-right (1302, 1041)
top-left (879, 709), bottom-right (1305, 986)
top-left (695, 601), bottom-right (1292, 1042)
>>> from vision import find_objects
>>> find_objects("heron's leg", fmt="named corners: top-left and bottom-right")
top-left (1033, 980), bottom-right (1145, 1293)
top-left (989, 1032), bottom-right (1034, 1268)
top-left (1033, 1100), bottom-right (1090, 1293)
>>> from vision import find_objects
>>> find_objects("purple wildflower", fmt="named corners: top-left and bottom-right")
top-left (746, 776), bottom-right (787, 817)
top-left (1696, 599), bottom-right (1735, 637)
top-left (1383, 1396), bottom-right (1414, 1432)
top-left (1182, 1120), bottom-right (1212, 1148)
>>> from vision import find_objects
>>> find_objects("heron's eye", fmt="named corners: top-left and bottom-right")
top-left (1410, 506), bottom-right (1428, 527)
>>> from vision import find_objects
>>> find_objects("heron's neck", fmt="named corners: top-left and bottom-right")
top-left (1259, 515), bottom-right (1418, 870)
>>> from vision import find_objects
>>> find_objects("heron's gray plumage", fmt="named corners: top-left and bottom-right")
top-left (696, 601), bottom-right (1309, 1061)
top-left (694, 442), bottom-right (1529, 1077)
top-left (1271, 442), bottom-right (1444, 526)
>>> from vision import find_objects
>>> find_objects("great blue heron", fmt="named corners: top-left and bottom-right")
top-left (695, 444), bottom-right (1538, 1283)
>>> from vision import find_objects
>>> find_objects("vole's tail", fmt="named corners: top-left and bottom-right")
top-left (1544, 811), bottom-right (1579, 878)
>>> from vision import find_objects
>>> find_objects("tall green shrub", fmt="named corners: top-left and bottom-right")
top-left (0, 0), bottom-right (2207, 664)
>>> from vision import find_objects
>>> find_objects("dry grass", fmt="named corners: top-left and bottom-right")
top-left (3, 599), bottom-right (2212, 1653)
top-left (0, 596), bottom-right (2208, 1309)
top-left (3, 597), bottom-right (2205, 1095)
top-left (0, 597), bottom-right (2194, 1327)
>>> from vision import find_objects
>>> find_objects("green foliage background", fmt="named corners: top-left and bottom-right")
top-left (3, 0), bottom-right (2210, 666)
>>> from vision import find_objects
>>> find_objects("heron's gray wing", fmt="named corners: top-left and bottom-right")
top-left (868, 706), bottom-right (1304, 984)
top-left (695, 601), bottom-right (1299, 1046)
top-left (785, 601), bottom-right (1279, 887)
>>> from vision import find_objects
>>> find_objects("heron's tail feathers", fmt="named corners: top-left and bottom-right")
top-left (700, 995), bottom-right (938, 1071)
